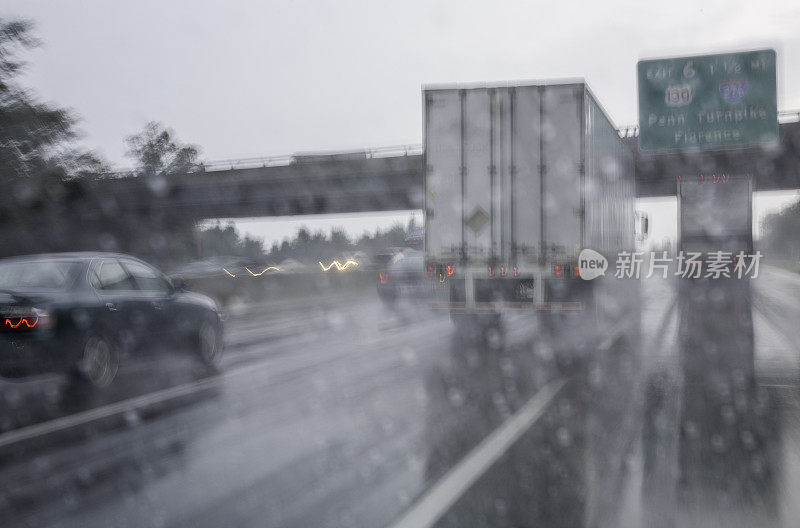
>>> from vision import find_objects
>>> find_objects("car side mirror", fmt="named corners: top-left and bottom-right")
top-left (635, 211), bottom-right (649, 240)
top-left (173, 278), bottom-right (188, 292)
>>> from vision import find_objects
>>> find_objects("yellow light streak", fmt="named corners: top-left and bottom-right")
top-left (222, 268), bottom-right (236, 278)
top-left (318, 260), bottom-right (359, 271)
top-left (245, 266), bottom-right (280, 276)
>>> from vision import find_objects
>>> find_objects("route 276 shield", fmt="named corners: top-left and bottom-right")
top-left (719, 79), bottom-right (749, 103)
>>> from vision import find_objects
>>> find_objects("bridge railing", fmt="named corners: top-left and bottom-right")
top-left (199, 144), bottom-right (424, 172)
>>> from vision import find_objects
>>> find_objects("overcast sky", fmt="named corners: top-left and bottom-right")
top-left (3, 0), bottom-right (799, 245)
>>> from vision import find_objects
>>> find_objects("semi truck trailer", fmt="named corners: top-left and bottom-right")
top-left (678, 174), bottom-right (753, 255)
top-left (423, 81), bottom-right (641, 338)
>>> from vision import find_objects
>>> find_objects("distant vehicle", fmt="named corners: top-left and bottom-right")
top-left (0, 253), bottom-right (223, 388)
top-left (169, 256), bottom-right (251, 280)
top-left (377, 250), bottom-right (434, 305)
top-left (278, 258), bottom-right (311, 273)
top-left (372, 247), bottom-right (407, 271)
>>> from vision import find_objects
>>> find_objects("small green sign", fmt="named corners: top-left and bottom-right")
top-left (638, 49), bottom-right (777, 152)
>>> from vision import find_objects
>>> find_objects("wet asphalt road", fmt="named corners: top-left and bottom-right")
top-left (1, 268), bottom-right (799, 528)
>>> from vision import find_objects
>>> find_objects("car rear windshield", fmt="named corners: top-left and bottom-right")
top-left (0, 260), bottom-right (81, 291)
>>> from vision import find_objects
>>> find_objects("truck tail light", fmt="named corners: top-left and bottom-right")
top-left (379, 272), bottom-right (389, 284)
top-left (427, 265), bottom-right (435, 277)
top-left (573, 265), bottom-right (580, 277)
top-left (553, 265), bottom-right (563, 277)
top-left (446, 264), bottom-right (455, 277)
top-left (513, 266), bottom-right (519, 277)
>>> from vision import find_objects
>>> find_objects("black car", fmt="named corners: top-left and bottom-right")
top-left (0, 253), bottom-right (223, 388)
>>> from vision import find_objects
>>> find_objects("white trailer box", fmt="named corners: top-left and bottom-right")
top-left (424, 81), bottom-right (635, 310)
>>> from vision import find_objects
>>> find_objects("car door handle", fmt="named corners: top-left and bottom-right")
top-left (106, 302), bottom-right (118, 312)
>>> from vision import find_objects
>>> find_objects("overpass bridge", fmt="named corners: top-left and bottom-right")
top-left (93, 119), bottom-right (800, 220)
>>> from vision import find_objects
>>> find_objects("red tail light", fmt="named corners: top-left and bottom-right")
top-left (446, 264), bottom-right (455, 277)
top-left (379, 272), bottom-right (388, 284)
top-left (554, 265), bottom-right (563, 277)
top-left (513, 266), bottom-right (519, 277)
top-left (427, 265), bottom-right (435, 277)
top-left (573, 265), bottom-right (580, 277)
top-left (488, 266), bottom-right (494, 277)
top-left (500, 266), bottom-right (507, 277)
top-left (4, 316), bottom-right (38, 329)
top-left (2, 307), bottom-right (54, 331)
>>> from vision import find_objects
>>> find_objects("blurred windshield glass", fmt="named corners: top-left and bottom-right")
top-left (1, 3), bottom-right (800, 528)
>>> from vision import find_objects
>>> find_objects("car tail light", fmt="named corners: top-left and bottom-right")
top-left (427, 265), bottom-right (435, 277)
top-left (379, 272), bottom-right (389, 284)
top-left (446, 264), bottom-right (455, 277)
top-left (513, 266), bottom-right (519, 277)
top-left (3, 315), bottom-right (37, 329)
top-left (553, 265), bottom-right (563, 277)
top-left (573, 265), bottom-right (580, 277)
top-left (500, 266), bottom-right (507, 277)
top-left (2, 307), bottom-right (55, 331)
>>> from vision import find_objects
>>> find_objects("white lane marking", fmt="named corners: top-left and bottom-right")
top-left (762, 264), bottom-right (800, 283)
top-left (388, 377), bottom-right (566, 528)
top-left (0, 317), bottom-right (448, 449)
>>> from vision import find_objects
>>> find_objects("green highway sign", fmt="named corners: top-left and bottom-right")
top-left (637, 49), bottom-right (777, 152)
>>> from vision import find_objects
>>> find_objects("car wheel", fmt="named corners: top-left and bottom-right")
top-left (78, 335), bottom-right (118, 388)
top-left (197, 320), bottom-right (223, 368)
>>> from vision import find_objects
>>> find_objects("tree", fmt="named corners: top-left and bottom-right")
top-left (0, 18), bottom-right (111, 258)
top-left (761, 197), bottom-right (800, 260)
top-left (121, 122), bottom-right (205, 266)
top-left (125, 121), bottom-right (201, 176)
top-left (198, 223), bottom-right (265, 260)
top-left (0, 18), bottom-right (105, 181)
top-left (330, 227), bottom-right (350, 251)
